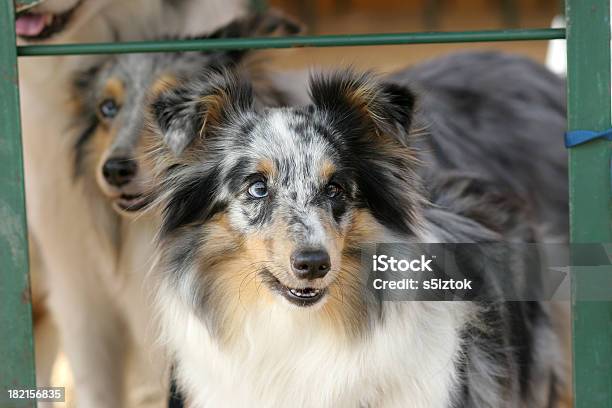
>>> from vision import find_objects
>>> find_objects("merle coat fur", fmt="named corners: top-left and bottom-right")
top-left (145, 68), bottom-right (566, 408)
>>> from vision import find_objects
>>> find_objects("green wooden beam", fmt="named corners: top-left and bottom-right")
top-left (0, 1), bottom-right (36, 407)
top-left (16, 28), bottom-right (565, 57)
top-left (566, 0), bottom-right (612, 407)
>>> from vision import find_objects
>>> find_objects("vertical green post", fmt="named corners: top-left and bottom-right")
top-left (0, 1), bottom-right (36, 407)
top-left (566, 0), bottom-right (612, 407)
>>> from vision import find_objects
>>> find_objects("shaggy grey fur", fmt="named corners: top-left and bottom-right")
top-left (388, 51), bottom-right (568, 240)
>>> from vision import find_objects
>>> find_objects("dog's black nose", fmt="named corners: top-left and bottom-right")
top-left (291, 249), bottom-right (331, 280)
top-left (102, 157), bottom-right (137, 187)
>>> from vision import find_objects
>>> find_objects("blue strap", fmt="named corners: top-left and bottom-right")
top-left (565, 129), bottom-right (612, 148)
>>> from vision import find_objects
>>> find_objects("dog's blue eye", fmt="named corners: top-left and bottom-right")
top-left (325, 182), bottom-right (343, 198)
top-left (99, 99), bottom-right (119, 119)
top-left (248, 181), bottom-right (268, 198)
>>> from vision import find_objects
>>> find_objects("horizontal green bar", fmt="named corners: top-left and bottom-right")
top-left (17, 28), bottom-right (566, 57)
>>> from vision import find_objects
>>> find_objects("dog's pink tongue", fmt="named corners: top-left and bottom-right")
top-left (15, 14), bottom-right (47, 37)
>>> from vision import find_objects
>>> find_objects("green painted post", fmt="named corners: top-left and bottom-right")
top-left (0, 1), bottom-right (36, 407)
top-left (566, 0), bottom-right (612, 407)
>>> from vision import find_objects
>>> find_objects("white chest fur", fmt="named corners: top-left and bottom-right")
top-left (161, 292), bottom-right (468, 408)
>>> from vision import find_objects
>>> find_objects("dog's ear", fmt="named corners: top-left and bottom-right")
top-left (309, 70), bottom-right (416, 145)
top-left (149, 69), bottom-right (254, 156)
top-left (310, 70), bottom-right (422, 235)
top-left (208, 10), bottom-right (303, 39)
top-left (198, 10), bottom-right (303, 62)
top-left (144, 70), bottom-right (255, 233)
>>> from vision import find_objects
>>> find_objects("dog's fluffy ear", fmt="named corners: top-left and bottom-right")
top-left (150, 69), bottom-right (254, 156)
top-left (309, 70), bottom-right (416, 145)
top-left (199, 10), bottom-right (303, 62)
top-left (310, 70), bottom-right (423, 235)
top-left (208, 10), bottom-right (303, 39)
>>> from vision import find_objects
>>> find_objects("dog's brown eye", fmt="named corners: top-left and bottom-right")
top-left (248, 180), bottom-right (268, 199)
top-left (99, 99), bottom-right (119, 119)
top-left (325, 183), bottom-right (343, 198)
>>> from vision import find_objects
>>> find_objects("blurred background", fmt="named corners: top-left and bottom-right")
top-left (263, 0), bottom-right (563, 71)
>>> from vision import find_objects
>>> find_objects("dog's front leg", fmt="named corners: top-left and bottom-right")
top-left (123, 338), bottom-right (169, 408)
top-left (46, 267), bottom-right (127, 407)
top-left (122, 278), bottom-right (169, 408)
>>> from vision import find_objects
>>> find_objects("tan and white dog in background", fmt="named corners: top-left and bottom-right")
top-left (16, 0), bottom-right (246, 406)
top-left (67, 12), bottom-right (302, 407)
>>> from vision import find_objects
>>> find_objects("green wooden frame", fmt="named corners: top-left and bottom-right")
top-left (566, 1), bottom-right (612, 407)
top-left (16, 28), bottom-right (564, 56)
top-left (0, 2), bottom-right (35, 408)
top-left (1, 0), bottom-right (611, 407)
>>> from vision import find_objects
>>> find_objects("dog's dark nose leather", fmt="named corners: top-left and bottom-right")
top-left (291, 249), bottom-right (331, 280)
top-left (102, 157), bottom-right (137, 187)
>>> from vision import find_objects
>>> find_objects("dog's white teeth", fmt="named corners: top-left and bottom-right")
top-left (289, 288), bottom-right (321, 298)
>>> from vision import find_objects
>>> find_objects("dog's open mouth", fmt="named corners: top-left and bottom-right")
top-left (15, 1), bottom-right (83, 40)
top-left (260, 269), bottom-right (327, 307)
top-left (115, 194), bottom-right (149, 213)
